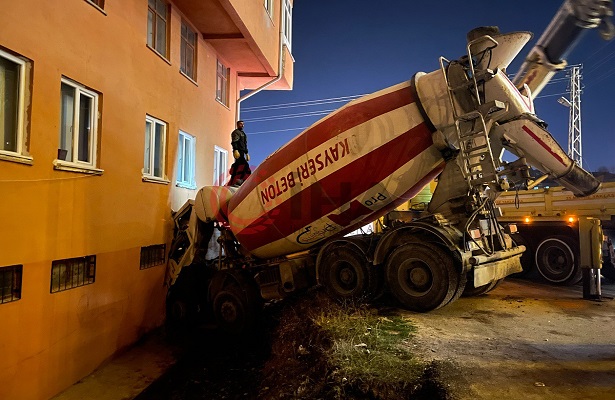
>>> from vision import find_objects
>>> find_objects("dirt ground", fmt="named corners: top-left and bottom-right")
top-left (407, 278), bottom-right (615, 400)
top-left (56, 278), bottom-right (615, 400)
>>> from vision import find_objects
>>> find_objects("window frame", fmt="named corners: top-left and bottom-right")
top-left (264, 0), bottom-right (273, 17)
top-left (215, 60), bottom-right (230, 107)
top-left (57, 77), bottom-right (100, 170)
top-left (147, 0), bottom-right (170, 59)
top-left (50, 256), bottom-right (96, 294)
top-left (85, 0), bottom-right (106, 14)
top-left (213, 145), bottom-right (228, 185)
top-left (140, 244), bottom-right (166, 270)
top-left (0, 264), bottom-right (23, 304)
top-left (0, 48), bottom-right (28, 161)
top-left (176, 130), bottom-right (196, 189)
top-left (180, 20), bottom-right (197, 82)
top-left (143, 114), bottom-right (168, 182)
top-left (282, 0), bottom-right (293, 52)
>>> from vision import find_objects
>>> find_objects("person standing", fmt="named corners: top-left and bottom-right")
top-left (229, 120), bottom-right (251, 185)
top-left (231, 120), bottom-right (250, 161)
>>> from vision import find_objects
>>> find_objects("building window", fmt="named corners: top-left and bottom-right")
top-left (180, 21), bottom-right (197, 81)
top-left (177, 130), bottom-right (196, 188)
top-left (264, 0), bottom-right (273, 16)
top-left (85, 0), bottom-right (105, 10)
top-left (0, 265), bottom-right (22, 304)
top-left (216, 60), bottom-right (229, 107)
top-left (144, 115), bottom-right (167, 179)
top-left (51, 256), bottom-right (96, 293)
top-left (58, 78), bottom-right (99, 167)
top-left (283, 0), bottom-right (292, 51)
top-left (213, 146), bottom-right (228, 185)
top-left (140, 244), bottom-right (166, 270)
top-left (0, 49), bottom-right (29, 158)
top-left (147, 0), bottom-right (169, 58)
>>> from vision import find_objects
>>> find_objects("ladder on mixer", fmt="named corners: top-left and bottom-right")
top-left (439, 35), bottom-right (501, 190)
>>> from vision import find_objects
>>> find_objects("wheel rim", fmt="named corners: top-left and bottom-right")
top-left (331, 261), bottom-right (358, 293)
top-left (385, 242), bottom-right (455, 312)
top-left (319, 246), bottom-right (368, 299)
top-left (536, 238), bottom-right (575, 282)
top-left (219, 297), bottom-right (239, 324)
top-left (397, 258), bottom-right (434, 296)
top-left (214, 291), bottom-right (246, 331)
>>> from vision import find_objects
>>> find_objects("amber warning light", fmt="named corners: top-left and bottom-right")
top-left (567, 216), bottom-right (577, 223)
top-left (524, 217), bottom-right (531, 223)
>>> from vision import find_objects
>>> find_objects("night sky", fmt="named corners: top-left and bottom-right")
top-left (241, 0), bottom-right (615, 172)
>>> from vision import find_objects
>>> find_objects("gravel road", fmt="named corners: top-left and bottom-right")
top-left (406, 278), bottom-right (615, 400)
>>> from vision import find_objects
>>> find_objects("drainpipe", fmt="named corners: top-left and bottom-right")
top-left (235, 1), bottom-right (287, 121)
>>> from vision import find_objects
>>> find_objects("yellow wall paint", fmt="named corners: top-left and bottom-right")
top-left (0, 0), bottom-right (292, 398)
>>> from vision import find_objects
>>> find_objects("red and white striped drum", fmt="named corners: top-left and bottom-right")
top-left (227, 80), bottom-right (446, 259)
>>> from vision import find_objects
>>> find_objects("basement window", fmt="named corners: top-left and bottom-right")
top-left (140, 244), bottom-right (166, 269)
top-left (0, 265), bottom-right (22, 304)
top-left (51, 255), bottom-right (96, 293)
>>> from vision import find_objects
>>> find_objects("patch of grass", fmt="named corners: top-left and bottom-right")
top-left (260, 292), bottom-right (450, 399)
top-left (313, 304), bottom-right (424, 386)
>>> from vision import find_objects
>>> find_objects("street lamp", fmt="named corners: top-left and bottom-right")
top-left (557, 96), bottom-right (571, 108)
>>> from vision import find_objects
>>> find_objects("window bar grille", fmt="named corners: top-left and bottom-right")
top-left (51, 256), bottom-right (95, 293)
top-left (140, 244), bottom-right (166, 269)
top-left (0, 265), bottom-right (22, 304)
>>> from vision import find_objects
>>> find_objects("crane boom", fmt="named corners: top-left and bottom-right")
top-left (513, 0), bottom-right (614, 96)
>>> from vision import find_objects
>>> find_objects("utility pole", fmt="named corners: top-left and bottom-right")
top-left (558, 64), bottom-right (583, 168)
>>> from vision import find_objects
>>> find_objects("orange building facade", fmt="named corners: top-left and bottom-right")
top-left (0, 0), bottom-right (293, 398)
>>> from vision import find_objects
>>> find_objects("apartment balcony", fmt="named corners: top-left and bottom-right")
top-left (173, 0), bottom-right (293, 91)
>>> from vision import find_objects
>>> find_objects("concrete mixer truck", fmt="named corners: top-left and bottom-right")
top-left (165, 0), bottom-right (614, 332)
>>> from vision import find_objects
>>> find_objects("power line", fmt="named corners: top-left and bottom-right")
top-left (242, 94), bottom-right (366, 112)
top-left (585, 65), bottom-right (615, 88)
top-left (584, 48), bottom-right (615, 75)
top-left (243, 109), bottom-right (337, 122)
top-left (534, 91), bottom-right (569, 99)
top-left (247, 126), bottom-right (309, 135)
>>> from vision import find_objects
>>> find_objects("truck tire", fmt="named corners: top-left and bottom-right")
top-left (385, 243), bottom-right (456, 312)
top-left (535, 236), bottom-right (582, 285)
top-left (212, 283), bottom-right (257, 335)
top-left (165, 266), bottom-right (201, 331)
top-left (319, 245), bottom-right (374, 301)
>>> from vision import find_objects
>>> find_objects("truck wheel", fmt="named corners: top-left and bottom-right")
top-left (319, 246), bottom-right (373, 301)
top-left (166, 287), bottom-right (193, 328)
top-left (212, 283), bottom-right (258, 334)
top-left (165, 268), bottom-right (200, 331)
top-left (385, 243), bottom-right (456, 312)
top-left (535, 236), bottom-right (581, 285)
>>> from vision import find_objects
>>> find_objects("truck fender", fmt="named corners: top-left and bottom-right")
top-left (315, 238), bottom-right (371, 282)
top-left (372, 223), bottom-right (463, 270)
